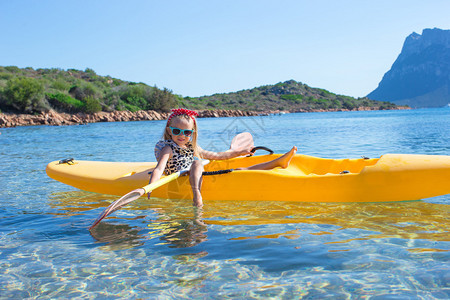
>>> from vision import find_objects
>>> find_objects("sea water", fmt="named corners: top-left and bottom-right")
top-left (0, 108), bottom-right (449, 299)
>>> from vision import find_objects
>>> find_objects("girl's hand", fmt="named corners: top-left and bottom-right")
top-left (236, 148), bottom-right (253, 157)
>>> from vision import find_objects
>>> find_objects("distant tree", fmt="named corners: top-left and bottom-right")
top-left (125, 96), bottom-right (147, 110)
top-left (69, 83), bottom-right (101, 101)
top-left (149, 87), bottom-right (176, 111)
top-left (331, 99), bottom-right (341, 108)
top-left (85, 68), bottom-right (96, 75)
top-left (342, 100), bottom-right (356, 110)
top-left (119, 84), bottom-right (152, 110)
top-left (361, 99), bottom-right (371, 107)
top-left (3, 77), bottom-right (48, 112)
top-left (4, 66), bottom-right (21, 73)
top-left (83, 96), bottom-right (102, 113)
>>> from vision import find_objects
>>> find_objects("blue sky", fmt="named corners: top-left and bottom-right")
top-left (1, 0), bottom-right (449, 98)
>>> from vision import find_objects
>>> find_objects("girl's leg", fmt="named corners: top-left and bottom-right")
top-left (189, 160), bottom-right (204, 207)
top-left (240, 146), bottom-right (297, 170)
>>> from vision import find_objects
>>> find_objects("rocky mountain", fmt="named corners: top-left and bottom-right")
top-left (368, 28), bottom-right (450, 108)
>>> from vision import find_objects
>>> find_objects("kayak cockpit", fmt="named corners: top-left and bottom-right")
top-left (205, 154), bottom-right (380, 176)
top-left (294, 156), bottom-right (379, 175)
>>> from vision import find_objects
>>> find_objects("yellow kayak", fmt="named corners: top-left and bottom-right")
top-left (46, 154), bottom-right (450, 203)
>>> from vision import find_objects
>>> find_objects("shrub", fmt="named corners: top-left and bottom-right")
top-left (119, 84), bottom-right (152, 109)
top-left (112, 79), bottom-right (122, 86)
top-left (318, 89), bottom-right (333, 97)
top-left (316, 99), bottom-right (331, 109)
top-left (379, 102), bottom-right (396, 110)
top-left (104, 94), bottom-right (121, 110)
top-left (51, 80), bottom-right (70, 91)
top-left (83, 96), bottom-right (102, 113)
top-left (46, 93), bottom-right (84, 112)
top-left (0, 73), bottom-right (13, 80)
top-left (4, 77), bottom-right (47, 112)
top-left (342, 100), bottom-right (356, 110)
top-left (4, 66), bottom-right (21, 73)
top-left (148, 87), bottom-right (176, 111)
top-left (331, 99), bottom-right (342, 108)
top-left (125, 96), bottom-right (147, 110)
top-left (69, 83), bottom-right (101, 101)
top-left (124, 103), bottom-right (141, 112)
top-left (85, 68), bottom-right (96, 75)
top-left (281, 94), bottom-right (304, 103)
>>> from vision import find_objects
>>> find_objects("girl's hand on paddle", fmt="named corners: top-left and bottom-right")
top-left (236, 149), bottom-right (253, 157)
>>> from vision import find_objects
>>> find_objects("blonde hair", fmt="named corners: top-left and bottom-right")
top-left (163, 114), bottom-right (201, 158)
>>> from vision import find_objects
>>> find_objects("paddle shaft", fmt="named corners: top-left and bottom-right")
top-left (144, 168), bottom-right (189, 194)
top-left (144, 159), bottom-right (210, 194)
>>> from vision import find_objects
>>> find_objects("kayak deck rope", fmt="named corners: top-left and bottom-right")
top-left (148, 169), bottom-right (234, 176)
top-left (202, 169), bottom-right (234, 176)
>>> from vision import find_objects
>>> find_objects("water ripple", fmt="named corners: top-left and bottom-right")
top-left (1, 109), bottom-right (449, 298)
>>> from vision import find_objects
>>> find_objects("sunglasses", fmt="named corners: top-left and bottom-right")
top-left (169, 126), bottom-right (195, 137)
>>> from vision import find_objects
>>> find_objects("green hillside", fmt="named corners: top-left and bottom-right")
top-left (181, 80), bottom-right (397, 111)
top-left (0, 66), bottom-right (178, 114)
top-left (0, 66), bottom-right (398, 114)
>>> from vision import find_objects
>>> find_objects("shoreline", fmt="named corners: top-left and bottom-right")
top-left (0, 107), bottom-right (410, 128)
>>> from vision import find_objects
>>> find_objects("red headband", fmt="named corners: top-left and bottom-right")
top-left (167, 108), bottom-right (198, 124)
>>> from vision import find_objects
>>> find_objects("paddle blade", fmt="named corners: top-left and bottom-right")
top-left (89, 169), bottom-right (188, 230)
top-left (89, 188), bottom-right (145, 230)
top-left (230, 132), bottom-right (254, 152)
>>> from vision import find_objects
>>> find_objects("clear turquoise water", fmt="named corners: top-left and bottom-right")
top-left (0, 108), bottom-right (449, 299)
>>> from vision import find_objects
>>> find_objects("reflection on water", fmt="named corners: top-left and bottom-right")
top-left (51, 191), bottom-right (209, 250)
top-left (50, 190), bottom-right (449, 250)
top-left (89, 208), bottom-right (208, 250)
top-left (205, 201), bottom-right (450, 244)
top-left (149, 209), bottom-right (208, 248)
top-left (90, 222), bottom-right (145, 250)
top-left (49, 191), bottom-right (119, 214)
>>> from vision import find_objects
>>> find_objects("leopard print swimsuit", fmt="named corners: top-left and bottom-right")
top-left (154, 140), bottom-right (195, 175)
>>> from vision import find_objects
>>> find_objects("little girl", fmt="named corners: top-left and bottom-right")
top-left (148, 108), bottom-right (297, 207)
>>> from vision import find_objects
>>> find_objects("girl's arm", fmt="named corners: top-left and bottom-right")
top-left (147, 146), bottom-right (172, 198)
top-left (199, 146), bottom-right (252, 160)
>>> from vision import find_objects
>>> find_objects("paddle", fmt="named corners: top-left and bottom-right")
top-left (230, 131), bottom-right (254, 153)
top-left (89, 132), bottom-right (255, 230)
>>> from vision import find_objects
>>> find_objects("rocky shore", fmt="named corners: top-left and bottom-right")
top-left (0, 109), bottom-right (269, 128)
top-left (0, 106), bottom-right (409, 128)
